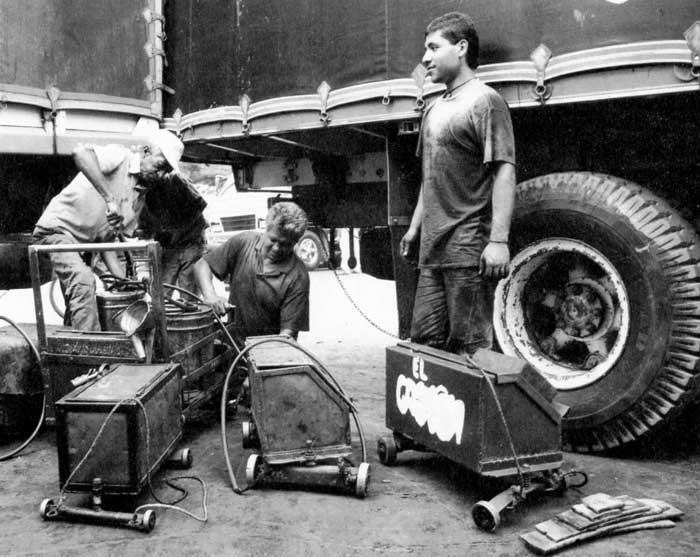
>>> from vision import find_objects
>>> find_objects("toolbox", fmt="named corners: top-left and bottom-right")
top-left (383, 342), bottom-right (564, 476)
top-left (55, 362), bottom-right (183, 495)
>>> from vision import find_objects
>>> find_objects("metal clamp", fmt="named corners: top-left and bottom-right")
top-left (143, 76), bottom-right (175, 95)
top-left (411, 64), bottom-right (427, 112)
top-left (317, 81), bottom-right (332, 125)
top-left (143, 43), bottom-right (168, 66)
top-left (239, 93), bottom-right (251, 134)
top-left (142, 8), bottom-right (165, 24)
top-left (382, 89), bottom-right (391, 106)
top-left (685, 21), bottom-right (700, 80)
top-left (530, 44), bottom-right (553, 104)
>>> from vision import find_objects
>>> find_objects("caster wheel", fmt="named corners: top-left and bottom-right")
top-left (141, 509), bottom-right (157, 532)
top-left (472, 500), bottom-right (500, 532)
top-left (178, 448), bottom-right (193, 468)
top-left (377, 435), bottom-right (397, 466)
top-left (245, 453), bottom-right (263, 485)
top-left (241, 421), bottom-right (255, 449)
top-left (355, 462), bottom-right (371, 498)
top-left (39, 498), bottom-right (56, 519)
top-left (168, 448), bottom-right (193, 469)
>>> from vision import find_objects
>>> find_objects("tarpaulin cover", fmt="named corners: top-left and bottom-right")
top-left (0, 0), bottom-right (149, 99)
top-left (164, 0), bottom-right (698, 114)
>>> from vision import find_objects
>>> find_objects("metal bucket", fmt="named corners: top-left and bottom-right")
top-left (165, 303), bottom-right (216, 377)
top-left (97, 289), bottom-right (145, 332)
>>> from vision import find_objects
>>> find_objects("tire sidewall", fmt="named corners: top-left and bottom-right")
top-left (506, 173), bottom-right (677, 431)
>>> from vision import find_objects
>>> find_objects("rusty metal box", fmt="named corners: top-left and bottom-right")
top-left (385, 342), bottom-right (564, 477)
top-left (247, 340), bottom-right (352, 465)
top-left (55, 363), bottom-right (182, 495)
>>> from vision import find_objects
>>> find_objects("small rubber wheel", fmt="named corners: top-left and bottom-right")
top-left (241, 421), bottom-right (254, 449)
top-left (141, 509), bottom-right (157, 532)
top-left (245, 453), bottom-right (262, 485)
top-left (472, 500), bottom-right (501, 532)
top-left (179, 448), bottom-right (193, 468)
top-left (377, 436), bottom-right (397, 466)
top-left (355, 462), bottom-right (371, 498)
top-left (39, 498), bottom-right (56, 519)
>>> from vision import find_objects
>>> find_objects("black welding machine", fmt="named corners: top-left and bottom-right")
top-left (39, 362), bottom-right (191, 532)
top-left (379, 342), bottom-right (586, 532)
top-left (222, 336), bottom-right (371, 498)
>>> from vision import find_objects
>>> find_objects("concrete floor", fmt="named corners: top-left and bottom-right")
top-left (1, 270), bottom-right (699, 556)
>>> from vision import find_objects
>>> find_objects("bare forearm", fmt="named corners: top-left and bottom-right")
top-left (193, 258), bottom-right (217, 299)
top-left (489, 162), bottom-right (516, 243)
top-left (73, 145), bottom-right (114, 205)
top-left (102, 250), bottom-right (124, 277)
top-left (409, 189), bottom-right (424, 233)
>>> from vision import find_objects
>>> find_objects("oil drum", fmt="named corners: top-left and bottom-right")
top-left (96, 287), bottom-right (146, 332)
top-left (165, 303), bottom-right (216, 377)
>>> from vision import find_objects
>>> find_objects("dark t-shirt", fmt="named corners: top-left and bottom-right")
top-left (418, 79), bottom-right (515, 268)
top-left (204, 231), bottom-right (310, 339)
top-left (139, 173), bottom-right (207, 248)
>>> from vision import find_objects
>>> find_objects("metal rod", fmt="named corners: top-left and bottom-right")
top-left (29, 240), bottom-right (151, 254)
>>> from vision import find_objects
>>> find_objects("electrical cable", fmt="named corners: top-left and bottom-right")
top-left (464, 354), bottom-right (526, 494)
top-left (161, 283), bottom-right (242, 357)
top-left (0, 315), bottom-right (45, 462)
top-left (219, 336), bottom-right (369, 495)
top-left (56, 395), bottom-right (207, 523)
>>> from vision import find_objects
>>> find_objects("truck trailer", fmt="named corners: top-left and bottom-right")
top-left (2, 0), bottom-right (700, 453)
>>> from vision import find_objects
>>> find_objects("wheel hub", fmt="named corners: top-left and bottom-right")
top-left (494, 238), bottom-right (630, 390)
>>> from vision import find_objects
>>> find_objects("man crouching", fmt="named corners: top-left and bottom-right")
top-left (194, 201), bottom-right (310, 343)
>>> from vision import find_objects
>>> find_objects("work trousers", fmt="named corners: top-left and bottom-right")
top-left (161, 242), bottom-right (205, 296)
top-left (33, 231), bottom-right (100, 331)
top-left (410, 266), bottom-right (494, 355)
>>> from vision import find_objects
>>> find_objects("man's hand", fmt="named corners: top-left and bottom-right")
top-left (400, 228), bottom-right (419, 261)
top-left (479, 241), bottom-right (510, 280)
top-left (105, 201), bottom-right (124, 233)
top-left (203, 294), bottom-right (230, 316)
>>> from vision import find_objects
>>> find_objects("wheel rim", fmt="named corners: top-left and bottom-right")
top-left (495, 238), bottom-right (630, 390)
top-left (296, 238), bottom-right (319, 265)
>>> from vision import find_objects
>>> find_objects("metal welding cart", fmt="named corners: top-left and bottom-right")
top-left (40, 362), bottom-right (186, 532)
top-left (28, 240), bottom-right (235, 425)
top-left (379, 342), bottom-right (574, 531)
top-left (239, 337), bottom-right (370, 497)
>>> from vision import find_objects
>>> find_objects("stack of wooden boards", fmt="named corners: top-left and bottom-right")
top-left (520, 493), bottom-right (683, 554)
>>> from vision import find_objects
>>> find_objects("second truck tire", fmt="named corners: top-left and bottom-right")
top-left (494, 172), bottom-right (700, 452)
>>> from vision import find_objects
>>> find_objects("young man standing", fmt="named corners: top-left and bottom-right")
top-left (400, 12), bottom-right (516, 355)
top-left (194, 201), bottom-right (310, 343)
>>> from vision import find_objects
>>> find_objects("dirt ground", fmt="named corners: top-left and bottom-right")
top-left (1, 270), bottom-right (700, 556)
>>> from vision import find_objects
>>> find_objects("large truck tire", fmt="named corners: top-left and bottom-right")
top-left (494, 172), bottom-right (700, 452)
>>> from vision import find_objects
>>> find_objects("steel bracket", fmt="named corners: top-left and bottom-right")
top-left (240, 94), bottom-right (251, 134)
top-left (411, 64), bottom-right (427, 111)
top-left (530, 44), bottom-right (553, 104)
top-left (144, 76), bottom-right (175, 95)
top-left (317, 81), bottom-right (332, 125)
top-left (685, 21), bottom-right (700, 82)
